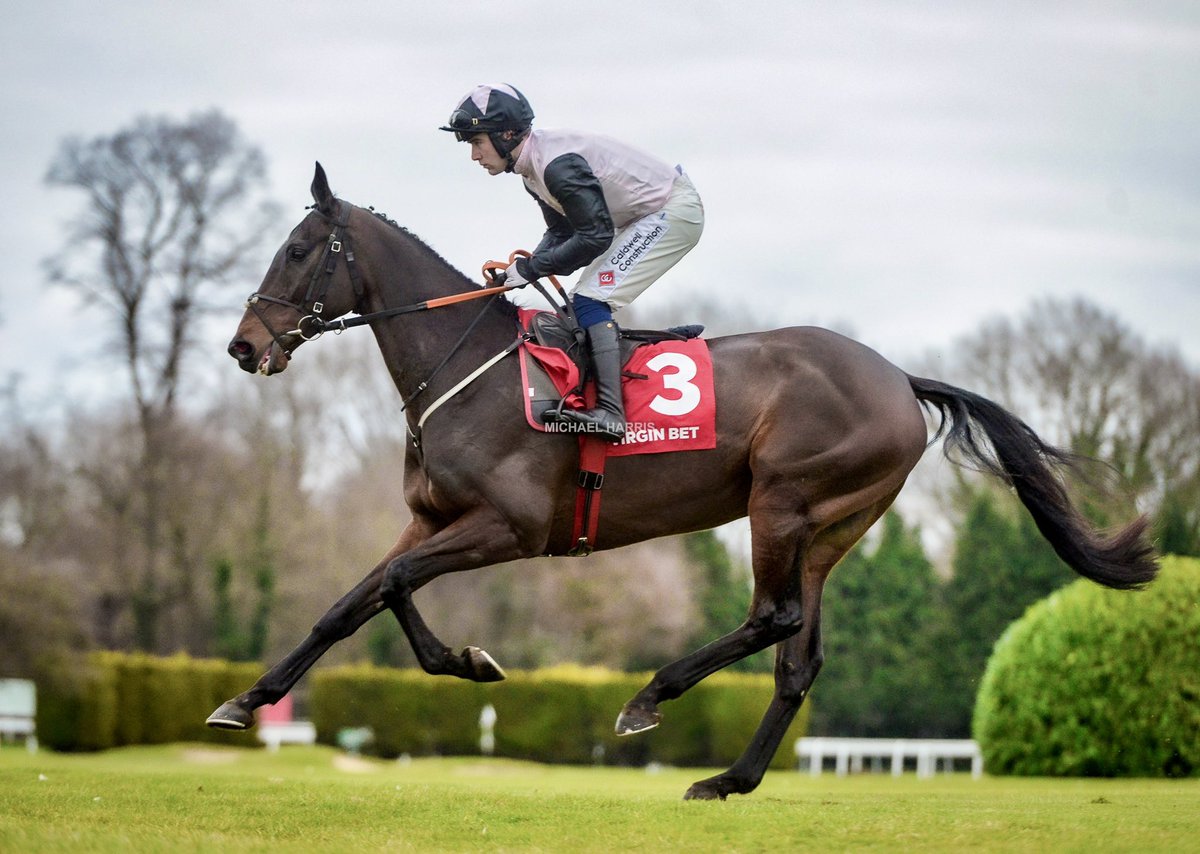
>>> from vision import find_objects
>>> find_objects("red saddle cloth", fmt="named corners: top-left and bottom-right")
top-left (517, 309), bottom-right (716, 456)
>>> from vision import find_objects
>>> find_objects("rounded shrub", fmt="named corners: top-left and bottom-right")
top-left (973, 555), bottom-right (1199, 777)
top-left (489, 666), bottom-right (609, 764)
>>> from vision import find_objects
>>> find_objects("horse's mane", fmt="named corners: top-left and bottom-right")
top-left (360, 203), bottom-right (520, 322)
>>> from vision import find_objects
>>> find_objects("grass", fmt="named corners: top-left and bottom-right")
top-left (1, 744), bottom-right (1197, 852)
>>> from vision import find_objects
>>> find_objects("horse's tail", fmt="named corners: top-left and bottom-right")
top-left (908, 374), bottom-right (1158, 590)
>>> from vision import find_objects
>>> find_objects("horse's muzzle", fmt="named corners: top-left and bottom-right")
top-left (227, 337), bottom-right (259, 373)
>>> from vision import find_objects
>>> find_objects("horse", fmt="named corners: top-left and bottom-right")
top-left (209, 163), bottom-right (1157, 800)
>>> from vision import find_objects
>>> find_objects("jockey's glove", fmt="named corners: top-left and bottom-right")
top-left (504, 256), bottom-right (537, 287)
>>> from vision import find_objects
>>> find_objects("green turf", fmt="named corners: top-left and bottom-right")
top-left (1, 744), bottom-right (1196, 852)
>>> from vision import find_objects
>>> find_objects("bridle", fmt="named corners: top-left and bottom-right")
top-left (245, 201), bottom-right (365, 354)
top-left (243, 199), bottom-right (573, 447)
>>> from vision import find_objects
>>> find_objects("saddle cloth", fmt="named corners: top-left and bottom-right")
top-left (516, 309), bottom-right (716, 457)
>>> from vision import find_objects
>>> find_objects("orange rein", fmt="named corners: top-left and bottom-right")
top-left (403, 250), bottom-right (565, 311)
top-left (298, 251), bottom-right (564, 338)
top-left (479, 250), bottom-right (567, 300)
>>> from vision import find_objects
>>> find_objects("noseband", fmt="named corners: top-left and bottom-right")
top-left (245, 201), bottom-right (365, 352)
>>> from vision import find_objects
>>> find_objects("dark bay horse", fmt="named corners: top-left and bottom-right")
top-left (209, 163), bottom-right (1157, 799)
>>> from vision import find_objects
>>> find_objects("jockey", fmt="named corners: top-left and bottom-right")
top-left (440, 83), bottom-right (704, 443)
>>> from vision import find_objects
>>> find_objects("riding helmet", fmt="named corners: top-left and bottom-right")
top-left (440, 84), bottom-right (534, 164)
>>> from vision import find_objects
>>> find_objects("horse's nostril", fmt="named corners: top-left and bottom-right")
top-left (228, 339), bottom-right (254, 360)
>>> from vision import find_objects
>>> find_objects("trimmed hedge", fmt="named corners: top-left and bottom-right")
top-left (973, 555), bottom-right (1199, 777)
top-left (35, 652), bottom-right (262, 752)
top-left (311, 663), bottom-right (809, 769)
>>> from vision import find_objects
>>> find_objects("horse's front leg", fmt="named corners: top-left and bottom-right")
top-left (380, 506), bottom-right (530, 682)
top-left (206, 520), bottom-right (431, 730)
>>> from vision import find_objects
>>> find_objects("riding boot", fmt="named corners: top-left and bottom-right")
top-left (556, 320), bottom-right (626, 442)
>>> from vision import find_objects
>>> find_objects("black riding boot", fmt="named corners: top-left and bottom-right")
top-left (557, 320), bottom-right (626, 442)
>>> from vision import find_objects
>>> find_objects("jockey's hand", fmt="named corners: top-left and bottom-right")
top-left (504, 257), bottom-right (536, 288)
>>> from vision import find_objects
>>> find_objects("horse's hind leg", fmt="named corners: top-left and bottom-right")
top-left (682, 496), bottom-right (902, 800)
top-left (682, 549), bottom-right (832, 800)
top-left (616, 504), bottom-right (810, 736)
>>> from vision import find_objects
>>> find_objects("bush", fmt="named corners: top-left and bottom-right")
top-left (312, 663), bottom-right (808, 769)
top-left (973, 555), bottom-right (1199, 777)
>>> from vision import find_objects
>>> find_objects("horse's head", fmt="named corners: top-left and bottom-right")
top-left (228, 162), bottom-right (362, 375)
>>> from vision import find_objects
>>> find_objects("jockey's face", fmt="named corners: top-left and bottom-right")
top-left (469, 134), bottom-right (509, 176)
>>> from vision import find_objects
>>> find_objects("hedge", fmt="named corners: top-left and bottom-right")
top-left (35, 652), bottom-right (262, 752)
top-left (973, 555), bottom-right (1199, 777)
top-left (311, 663), bottom-right (809, 769)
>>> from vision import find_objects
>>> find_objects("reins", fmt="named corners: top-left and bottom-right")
top-left (250, 238), bottom-right (563, 344)
top-left (295, 276), bottom-right (526, 338)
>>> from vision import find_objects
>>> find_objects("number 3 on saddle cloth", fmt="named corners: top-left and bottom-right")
top-left (515, 308), bottom-right (716, 555)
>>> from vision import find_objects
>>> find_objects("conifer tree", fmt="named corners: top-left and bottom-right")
top-left (931, 488), bottom-right (1074, 735)
top-left (812, 511), bottom-right (939, 736)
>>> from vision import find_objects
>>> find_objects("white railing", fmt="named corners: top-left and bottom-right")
top-left (795, 737), bottom-right (983, 779)
top-left (0, 678), bottom-right (36, 752)
top-left (257, 720), bottom-right (317, 752)
top-left (0, 714), bottom-right (35, 738)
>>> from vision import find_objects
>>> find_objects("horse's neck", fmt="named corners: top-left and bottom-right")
top-left (360, 232), bottom-right (515, 407)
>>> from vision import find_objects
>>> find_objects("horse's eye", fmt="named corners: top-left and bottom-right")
top-left (287, 245), bottom-right (307, 262)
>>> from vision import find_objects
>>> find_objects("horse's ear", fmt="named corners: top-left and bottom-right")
top-left (311, 162), bottom-right (334, 214)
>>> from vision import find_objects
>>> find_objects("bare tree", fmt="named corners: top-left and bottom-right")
top-left (44, 111), bottom-right (279, 650)
top-left (940, 297), bottom-right (1200, 549)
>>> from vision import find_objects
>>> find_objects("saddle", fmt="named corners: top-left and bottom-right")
top-left (524, 308), bottom-right (704, 377)
top-left (520, 309), bottom-right (705, 427)
top-left (517, 309), bottom-right (715, 556)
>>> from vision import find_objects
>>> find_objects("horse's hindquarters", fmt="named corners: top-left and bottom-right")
top-left (577, 327), bottom-right (927, 551)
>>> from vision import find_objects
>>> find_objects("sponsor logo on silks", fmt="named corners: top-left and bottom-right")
top-left (592, 269), bottom-right (614, 297)
top-left (602, 215), bottom-right (672, 290)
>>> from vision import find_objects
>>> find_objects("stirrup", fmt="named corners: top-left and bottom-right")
top-left (545, 396), bottom-right (574, 423)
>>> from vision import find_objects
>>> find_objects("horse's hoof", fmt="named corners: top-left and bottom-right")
top-left (206, 702), bottom-right (254, 730)
top-left (683, 777), bottom-right (731, 801)
top-left (463, 646), bottom-right (506, 682)
top-left (615, 703), bottom-right (661, 736)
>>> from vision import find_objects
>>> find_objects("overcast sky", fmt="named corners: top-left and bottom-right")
top-left (3, 1), bottom-right (1198, 420)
